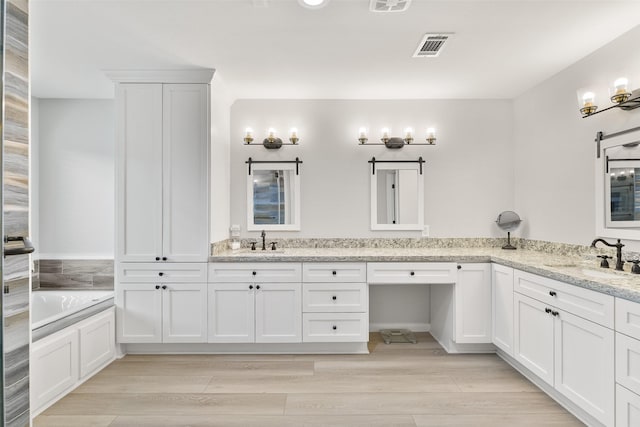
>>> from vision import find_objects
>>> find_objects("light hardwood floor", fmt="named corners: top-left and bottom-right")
top-left (34, 333), bottom-right (585, 427)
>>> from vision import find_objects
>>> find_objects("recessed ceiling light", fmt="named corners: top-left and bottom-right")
top-left (298, 0), bottom-right (330, 9)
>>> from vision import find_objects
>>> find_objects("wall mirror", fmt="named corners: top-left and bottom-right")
top-left (596, 126), bottom-right (640, 239)
top-left (370, 161), bottom-right (424, 231)
top-left (247, 161), bottom-right (300, 231)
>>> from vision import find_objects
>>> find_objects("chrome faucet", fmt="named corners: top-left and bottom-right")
top-left (261, 230), bottom-right (266, 251)
top-left (591, 238), bottom-right (625, 271)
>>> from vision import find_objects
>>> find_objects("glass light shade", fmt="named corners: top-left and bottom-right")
top-left (267, 127), bottom-right (276, 138)
top-left (289, 127), bottom-right (298, 137)
top-left (609, 77), bottom-right (632, 104)
top-left (381, 127), bottom-right (390, 139)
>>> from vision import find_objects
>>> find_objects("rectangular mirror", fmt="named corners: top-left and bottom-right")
top-left (371, 163), bottom-right (424, 230)
top-left (596, 126), bottom-right (640, 240)
top-left (247, 163), bottom-right (300, 231)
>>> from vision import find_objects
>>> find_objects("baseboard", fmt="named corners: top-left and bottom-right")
top-left (122, 342), bottom-right (370, 355)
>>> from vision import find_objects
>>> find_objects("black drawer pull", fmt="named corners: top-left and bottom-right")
top-left (410, 271), bottom-right (415, 276)
top-left (155, 257), bottom-right (160, 261)
top-left (155, 285), bottom-right (160, 290)
top-left (332, 295), bottom-right (337, 301)
top-left (549, 291), bottom-right (557, 297)
top-left (332, 271), bottom-right (337, 276)
top-left (158, 272), bottom-right (164, 277)
top-left (162, 257), bottom-right (167, 261)
top-left (545, 308), bottom-right (551, 314)
top-left (256, 285), bottom-right (261, 290)
top-left (457, 265), bottom-right (462, 270)
top-left (252, 271), bottom-right (257, 276)
top-left (551, 310), bottom-right (559, 317)
top-left (249, 285), bottom-right (254, 290)
top-left (332, 325), bottom-right (337, 330)
top-left (162, 285), bottom-right (167, 290)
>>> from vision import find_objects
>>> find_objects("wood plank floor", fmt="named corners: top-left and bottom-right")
top-left (34, 333), bottom-right (585, 427)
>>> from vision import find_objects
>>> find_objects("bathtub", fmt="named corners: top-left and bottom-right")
top-left (32, 290), bottom-right (114, 341)
top-left (31, 290), bottom-right (116, 416)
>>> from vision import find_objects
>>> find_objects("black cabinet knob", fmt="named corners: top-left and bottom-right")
top-left (332, 295), bottom-right (337, 301)
top-left (332, 325), bottom-right (337, 330)
top-left (162, 285), bottom-right (167, 290)
top-left (410, 271), bottom-right (415, 276)
top-left (332, 271), bottom-right (337, 276)
top-left (256, 285), bottom-right (261, 290)
top-left (457, 265), bottom-right (462, 270)
top-left (155, 285), bottom-right (160, 290)
top-left (155, 257), bottom-right (160, 261)
top-left (252, 271), bottom-right (257, 276)
top-left (158, 272), bottom-right (164, 277)
top-left (162, 257), bottom-right (167, 261)
top-left (549, 291), bottom-right (557, 297)
top-left (249, 285), bottom-right (254, 290)
top-left (551, 311), bottom-right (559, 317)
top-left (545, 308), bottom-right (551, 314)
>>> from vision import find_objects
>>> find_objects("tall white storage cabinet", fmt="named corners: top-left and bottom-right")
top-left (111, 70), bottom-right (214, 345)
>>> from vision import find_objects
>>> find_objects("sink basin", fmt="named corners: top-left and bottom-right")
top-left (578, 268), bottom-right (621, 280)
top-left (236, 248), bottom-right (286, 255)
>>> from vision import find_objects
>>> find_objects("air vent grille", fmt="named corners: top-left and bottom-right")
top-left (369, 0), bottom-right (411, 13)
top-left (413, 33), bottom-right (452, 58)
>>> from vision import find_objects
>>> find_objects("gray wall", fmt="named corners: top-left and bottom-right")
top-left (513, 24), bottom-right (640, 251)
top-left (230, 99), bottom-right (515, 239)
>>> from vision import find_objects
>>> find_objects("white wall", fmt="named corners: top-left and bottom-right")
top-left (31, 97), bottom-right (40, 256)
top-left (210, 76), bottom-right (233, 243)
top-left (230, 99), bottom-right (515, 239)
top-left (37, 99), bottom-right (115, 258)
top-left (513, 25), bottom-right (640, 251)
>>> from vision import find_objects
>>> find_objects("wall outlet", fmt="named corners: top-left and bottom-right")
top-left (422, 225), bottom-right (430, 237)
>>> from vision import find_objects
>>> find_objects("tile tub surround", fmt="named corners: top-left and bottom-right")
top-left (211, 244), bottom-right (640, 304)
top-left (36, 259), bottom-right (114, 290)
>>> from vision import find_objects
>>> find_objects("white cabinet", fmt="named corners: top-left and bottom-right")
top-left (513, 274), bottom-right (615, 427)
top-left (367, 262), bottom-right (457, 284)
top-left (302, 263), bottom-right (368, 343)
top-left (116, 82), bottom-right (209, 263)
top-left (454, 263), bottom-right (491, 343)
top-left (617, 384), bottom-right (640, 427)
top-left (492, 263), bottom-right (514, 355)
top-left (615, 297), bottom-right (640, 427)
top-left (117, 282), bottom-right (207, 343)
top-left (208, 263), bottom-right (303, 343)
top-left (79, 309), bottom-right (116, 378)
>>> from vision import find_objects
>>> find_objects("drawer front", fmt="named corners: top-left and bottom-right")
top-left (118, 263), bottom-right (207, 283)
top-left (616, 298), bottom-right (640, 341)
top-left (514, 270), bottom-right (614, 328)
top-left (303, 263), bottom-right (366, 283)
top-left (616, 332), bottom-right (640, 396)
top-left (367, 262), bottom-right (457, 285)
top-left (208, 263), bottom-right (301, 283)
top-left (303, 312), bottom-right (368, 342)
top-left (303, 283), bottom-right (368, 313)
top-left (616, 383), bottom-right (640, 427)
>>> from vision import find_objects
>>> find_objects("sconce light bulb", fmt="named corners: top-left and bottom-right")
top-left (289, 127), bottom-right (299, 144)
top-left (245, 127), bottom-right (253, 136)
top-left (358, 127), bottom-right (367, 137)
top-left (243, 127), bottom-right (254, 144)
top-left (614, 77), bottom-right (629, 92)
top-left (381, 127), bottom-right (390, 138)
top-left (290, 127), bottom-right (298, 137)
top-left (404, 127), bottom-right (413, 137)
top-left (582, 92), bottom-right (595, 106)
top-left (268, 128), bottom-right (276, 138)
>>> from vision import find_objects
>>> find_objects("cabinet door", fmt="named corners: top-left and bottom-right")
top-left (617, 384), bottom-right (640, 427)
top-left (162, 84), bottom-right (209, 262)
top-left (455, 263), bottom-right (492, 343)
top-left (79, 308), bottom-right (115, 378)
top-left (208, 283), bottom-right (255, 343)
top-left (117, 283), bottom-right (163, 343)
top-left (162, 283), bottom-right (208, 343)
top-left (513, 292), bottom-right (555, 386)
top-left (116, 83), bottom-right (163, 262)
top-left (492, 264), bottom-right (514, 355)
top-left (255, 283), bottom-right (302, 343)
top-left (555, 309), bottom-right (614, 426)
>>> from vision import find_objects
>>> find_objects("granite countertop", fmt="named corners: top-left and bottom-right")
top-left (210, 247), bottom-right (640, 303)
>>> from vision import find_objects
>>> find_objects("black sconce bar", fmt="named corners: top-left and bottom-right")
top-left (246, 157), bottom-right (303, 175)
top-left (368, 156), bottom-right (425, 175)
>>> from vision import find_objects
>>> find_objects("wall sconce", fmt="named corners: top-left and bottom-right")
top-left (358, 126), bottom-right (438, 148)
top-left (580, 77), bottom-right (640, 118)
top-left (243, 127), bottom-right (300, 149)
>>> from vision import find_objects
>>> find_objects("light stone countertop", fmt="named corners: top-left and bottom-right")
top-left (210, 247), bottom-right (640, 303)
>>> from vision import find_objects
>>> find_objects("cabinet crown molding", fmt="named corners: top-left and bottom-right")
top-left (105, 69), bottom-right (215, 84)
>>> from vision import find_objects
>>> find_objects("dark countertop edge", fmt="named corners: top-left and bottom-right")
top-left (209, 254), bottom-right (640, 304)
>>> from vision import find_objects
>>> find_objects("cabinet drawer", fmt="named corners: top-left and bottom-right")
top-left (616, 298), bottom-right (640, 341)
top-left (303, 312), bottom-right (368, 342)
top-left (303, 283), bottom-right (368, 313)
top-left (616, 383), bottom-right (640, 427)
top-left (303, 263), bottom-right (366, 283)
top-left (514, 270), bottom-right (614, 328)
top-left (367, 262), bottom-right (457, 284)
top-left (208, 263), bottom-right (301, 283)
top-left (118, 263), bottom-right (207, 283)
top-left (617, 332), bottom-right (640, 396)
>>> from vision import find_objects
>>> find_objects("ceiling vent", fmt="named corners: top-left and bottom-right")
top-left (369, 0), bottom-right (411, 13)
top-left (412, 33), bottom-right (452, 58)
